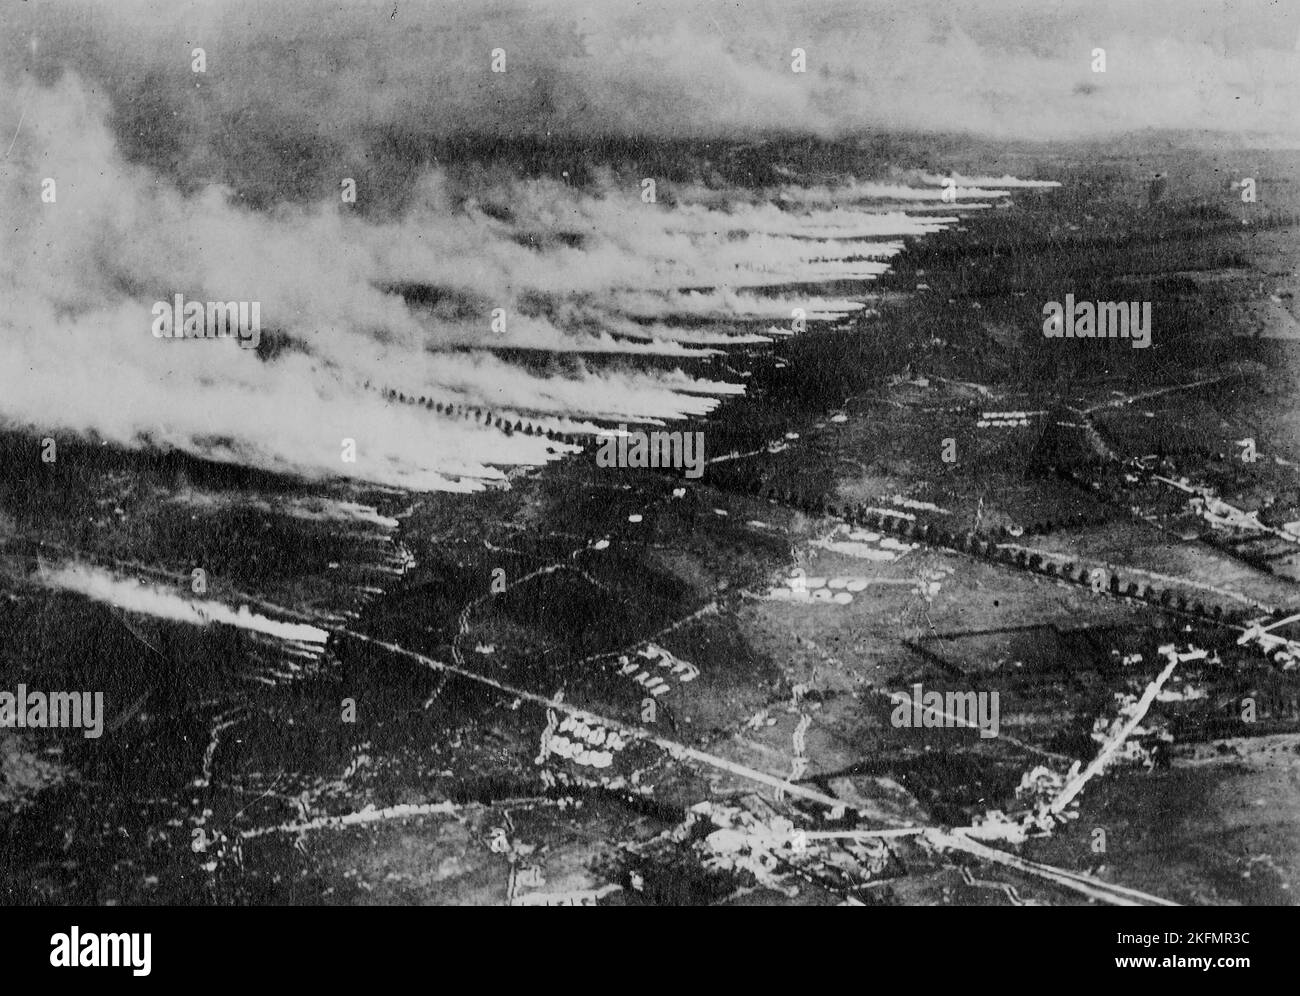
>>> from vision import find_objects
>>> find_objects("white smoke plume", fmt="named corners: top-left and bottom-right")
top-left (37, 562), bottom-right (331, 644)
top-left (12, 0), bottom-right (1254, 492)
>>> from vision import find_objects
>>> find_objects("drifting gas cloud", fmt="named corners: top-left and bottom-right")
top-left (37, 563), bottom-right (331, 645)
top-left (7, 0), bottom-right (1276, 490)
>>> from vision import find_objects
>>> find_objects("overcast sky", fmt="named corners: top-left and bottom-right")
top-left (5, 0), bottom-right (1300, 160)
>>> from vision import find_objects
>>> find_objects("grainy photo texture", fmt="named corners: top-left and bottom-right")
top-left (1, 0), bottom-right (1298, 921)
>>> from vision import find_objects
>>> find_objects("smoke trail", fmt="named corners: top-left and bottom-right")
top-left (37, 563), bottom-right (330, 644)
top-left (0, 76), bottom-right (753, 490)
top-left (0, 1), bottom-right (1121, 494)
